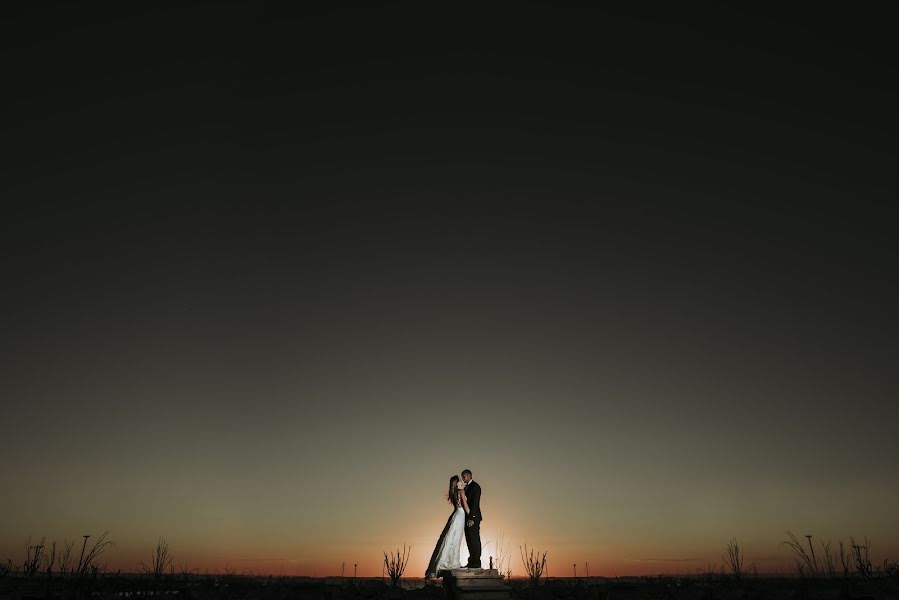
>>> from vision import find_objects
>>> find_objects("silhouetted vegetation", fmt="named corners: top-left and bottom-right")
top-left (383, 544), bottom-right (411, 587)
top-left (519, 544), bottom-right (547, 584)
top-left (0, 531), bottom-right (115, 599)
top-left (2, 531), bottom-right (898, 600)
top-left (722, 537), bottom-right (744, 579)
top-left (139, 537), bottom-right (174, 580)
top-left (778, 530), bottom-right (887, 582)
top-left (493, 532), bottom-right (512, 580)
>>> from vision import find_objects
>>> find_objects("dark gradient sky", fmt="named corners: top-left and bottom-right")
top-left (2, 3), bottom-right (897, 576)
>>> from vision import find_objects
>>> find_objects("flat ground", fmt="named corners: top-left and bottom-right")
top-left (2, 575), bottom-right (899, 600)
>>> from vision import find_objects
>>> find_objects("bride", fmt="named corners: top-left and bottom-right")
top-left (425, 475), bottom-right (470, 580)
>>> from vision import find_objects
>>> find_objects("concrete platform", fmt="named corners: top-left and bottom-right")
top-left (443, 569), bottom-right (510, 600)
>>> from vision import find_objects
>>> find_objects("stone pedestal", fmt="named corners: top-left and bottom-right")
top-left (443, 569), bottom-right (510, 600)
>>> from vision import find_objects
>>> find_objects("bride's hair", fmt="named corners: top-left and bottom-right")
top-left (447, 475), bottom-right (460, 505)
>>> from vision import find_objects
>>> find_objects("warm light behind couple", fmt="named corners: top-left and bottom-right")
top-left (425, 469), bottom-right (483, 580)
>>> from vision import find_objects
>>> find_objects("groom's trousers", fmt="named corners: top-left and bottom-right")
top-left (465, 520), bottom-right (481, 568)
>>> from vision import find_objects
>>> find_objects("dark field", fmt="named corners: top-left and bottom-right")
top-left (2, 574), bottom-right (898, 600)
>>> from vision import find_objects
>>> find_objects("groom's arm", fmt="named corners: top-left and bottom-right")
top-left (468, 483), bottom-right (482, 522)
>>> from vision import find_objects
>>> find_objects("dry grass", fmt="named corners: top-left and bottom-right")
top-left (780, 531), bottom-right (820, 577)
top-left (722, 537), bottom-right (744, 579)
top-left (139, 537), bottom-right (174, 580)
top-left (779, 531), bottom-right (887, 579)
top-left (5, 531), bottom-right (115, 582)
top-left (76, 532), bottom-right (116, 579)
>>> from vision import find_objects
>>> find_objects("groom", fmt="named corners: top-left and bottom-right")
top-left (461, 469), bottom-right (482, 568)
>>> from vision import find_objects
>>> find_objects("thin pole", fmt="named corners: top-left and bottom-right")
top-left (77, 535), bottom-right (90, 576)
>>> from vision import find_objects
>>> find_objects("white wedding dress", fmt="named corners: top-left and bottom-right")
top-left (425, 495), bottom-right (465, 578)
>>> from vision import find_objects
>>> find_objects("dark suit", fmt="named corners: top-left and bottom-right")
top-left (464, 481), bottom-right (482, 567)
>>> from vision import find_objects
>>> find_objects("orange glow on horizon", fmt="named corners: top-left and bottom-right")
top-left (11, 526), bottom-right (879, 580)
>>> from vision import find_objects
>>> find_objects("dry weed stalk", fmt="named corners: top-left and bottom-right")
top-left (57, 538), bottom-right (75, 576)
top-left (850, 537), bottom-right (872, 578)
top-left (820, 539), bottom-right (837, 578)
top-left (44, 540), bottom-right (57, 579)
top-left (494, 533), bottom-right (512, 577)
top-left (839, 540), bottom-right (852, 578)
top-left (23, 537), bottom-right (45, 578)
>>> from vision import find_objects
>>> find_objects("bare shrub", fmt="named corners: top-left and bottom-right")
top-left (519, 544), bottom-right (547, 584)
top-left (383, 544), bottom-right (411, 587)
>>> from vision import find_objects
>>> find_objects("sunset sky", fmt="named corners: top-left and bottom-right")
top-left (2, 4), bottom-right (897, 578)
